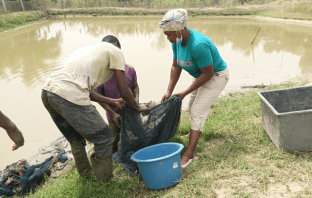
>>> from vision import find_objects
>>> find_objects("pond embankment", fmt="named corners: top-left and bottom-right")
top-left (1, 1), bottom-right (312, 33)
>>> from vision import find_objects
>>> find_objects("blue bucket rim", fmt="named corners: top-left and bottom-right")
top-left (130, 142), bottom-right (184, 163)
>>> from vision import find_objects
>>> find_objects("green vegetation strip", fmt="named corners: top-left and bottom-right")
top-left (259, 11), bottom-right (312, 21)
top-left (23, 80), bottom-right (312, 198)
top-left (45, 6), bottom-right (268, 16)
top-left (0, 11), bottom-right (46, 32)
top-left (0, 6), bottom-right (270, 32)
top-left (1, 3), bottom-right (312, 33)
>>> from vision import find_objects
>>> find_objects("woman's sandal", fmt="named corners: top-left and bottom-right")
top-left (181, 133), bottom-right (190, 138)
top-left (181, 156), bottom-right (198, 169)
top-left (181, 158), bottom-right (193, 169)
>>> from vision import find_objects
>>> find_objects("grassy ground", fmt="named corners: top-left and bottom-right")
top-left (13, 77), bottom-right (312, 198)
top-left (259, 11), bottom-right (312, 21)
top-left (0, 11), bottom-right (46, 32)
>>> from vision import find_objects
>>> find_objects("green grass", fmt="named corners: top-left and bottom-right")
top-left (259, 11), bottom-right (312, 20)
top-left (284, 2), bottom-right (312, 14)
top-left (42, 6), bottom-right (268, 17)
top-left (0, 11), bottom-right (46, 32)
top-left (15, 79), bottom-right (312, 198)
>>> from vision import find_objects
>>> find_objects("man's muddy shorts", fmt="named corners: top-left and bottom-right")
top-left (41, 90), bottom-right (112, 158)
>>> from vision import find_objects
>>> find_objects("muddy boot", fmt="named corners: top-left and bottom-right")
top-left (70, 141), bottom-right (93, 178)
top-left (90, 153), bottom-right (113, 182)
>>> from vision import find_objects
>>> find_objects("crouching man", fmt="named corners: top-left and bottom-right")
top-left (41, 35), bottom-right (148, 182)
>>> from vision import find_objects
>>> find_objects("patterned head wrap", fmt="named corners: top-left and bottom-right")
top-left (159, 9), bottom-right (188, 32)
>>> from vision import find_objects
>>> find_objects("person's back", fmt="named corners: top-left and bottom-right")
top-left (172, 28), bottom-right (227, 78)
top-left (187, 28), bottom-right (227, 72)
top-left (43, 42), bottom-right (125, 106)
top-left (95, 64), bottom-right (137, 111)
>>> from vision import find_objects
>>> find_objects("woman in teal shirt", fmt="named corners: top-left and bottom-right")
top-left (159, 9), bottom-right (229, 169)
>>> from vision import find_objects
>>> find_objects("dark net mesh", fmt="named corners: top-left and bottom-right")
top-left (113, 95), bottom-right (182, 176)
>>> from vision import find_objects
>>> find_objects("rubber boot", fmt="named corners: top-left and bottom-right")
top-left (90, 153), bottom-right (113, 182)
top-left (70, 141), bottom-right (93, 178)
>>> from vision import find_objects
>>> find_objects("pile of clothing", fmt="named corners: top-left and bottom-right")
top-left (0, 137), bottom-right (71, 197)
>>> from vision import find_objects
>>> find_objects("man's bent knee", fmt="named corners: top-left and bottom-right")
top-left (70, 140), bottom-right (87, 154)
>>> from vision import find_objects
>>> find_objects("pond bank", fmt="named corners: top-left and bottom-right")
top-left (1, 3), bottom-right (312, 33)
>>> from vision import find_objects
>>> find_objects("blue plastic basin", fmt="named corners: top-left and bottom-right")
top-left (131, 142), bottom-right (184, 190)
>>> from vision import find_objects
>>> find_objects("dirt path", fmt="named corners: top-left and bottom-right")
top-left (249, 16), bottom-right (312, 27)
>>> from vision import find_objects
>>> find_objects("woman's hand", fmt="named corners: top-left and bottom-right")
top-left (112, 113), bottom-right (121, 128)
top-left (161, 91), bottom-right (172, 102)
top-left (175, 92), bottom-right (187, 101)
top-left (112, 98), bottom-right (125, 109)
top-left (136, 104), bottom-right (149, 112)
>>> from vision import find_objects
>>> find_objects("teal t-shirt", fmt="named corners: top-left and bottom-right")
top-left (172, 28), bottom-right (227, 78)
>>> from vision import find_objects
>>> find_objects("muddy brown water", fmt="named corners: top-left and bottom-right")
top-left (1, 16), bottom-right (312, 170)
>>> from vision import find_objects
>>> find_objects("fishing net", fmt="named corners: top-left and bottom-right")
top-left (113, 95), bottom-right (182, 176)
